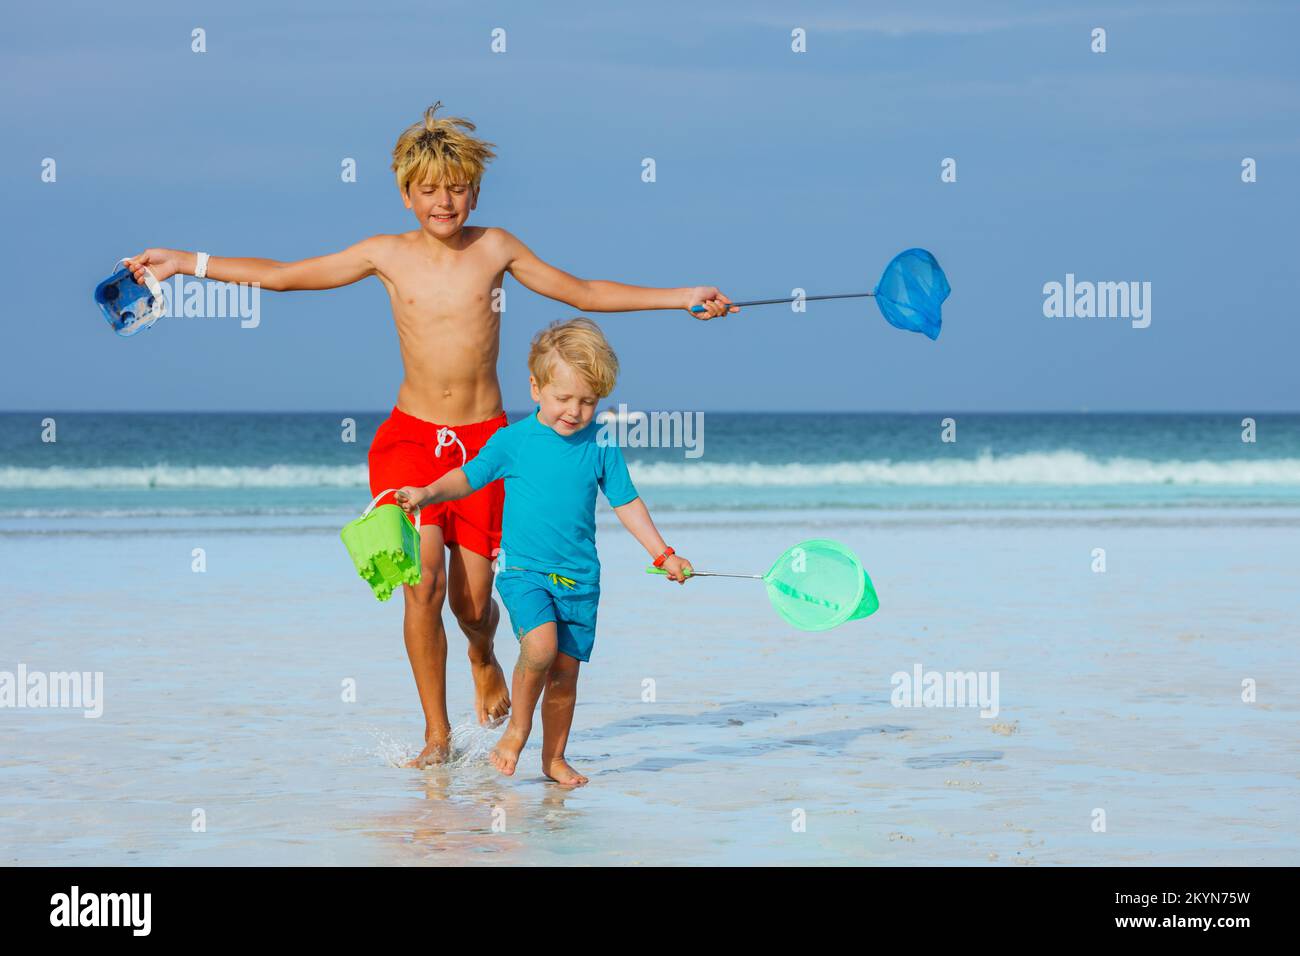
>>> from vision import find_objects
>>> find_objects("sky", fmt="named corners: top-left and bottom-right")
top-left (2, 0), bottom-right (1297, 412)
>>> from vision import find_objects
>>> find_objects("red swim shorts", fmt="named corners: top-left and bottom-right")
top-left (367, 407), bottom-right (509, 560)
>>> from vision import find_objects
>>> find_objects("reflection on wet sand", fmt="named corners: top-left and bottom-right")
top-left (361, 754), bottom-right (588, 864)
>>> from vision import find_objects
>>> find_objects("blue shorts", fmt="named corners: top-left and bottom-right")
top-left (494, 569), bottom-right (600, 662)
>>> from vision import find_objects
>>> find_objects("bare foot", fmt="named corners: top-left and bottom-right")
top-left (489, 725), bottom-right (528, 776)
top-left (542, 756), bottom-right (589, 787)
top-left (405, 727), bottom-right (451, 768)
top-left (469, 604), bottom-right (511, 726)
top-left (471, 655), bottom-right (511, 727)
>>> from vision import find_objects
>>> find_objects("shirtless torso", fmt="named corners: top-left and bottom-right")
top-left (371, 226), bottom-right (509, 426)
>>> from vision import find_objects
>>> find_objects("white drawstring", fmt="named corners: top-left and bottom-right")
top-left (434, 426), bottom-right (467, 463)
top-left (358, 427), bottom-right (465, 531)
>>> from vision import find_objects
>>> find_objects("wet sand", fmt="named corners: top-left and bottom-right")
top-left (2, 507), bottom-right (1297, 865)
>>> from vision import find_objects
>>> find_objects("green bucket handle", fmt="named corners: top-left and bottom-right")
top-left (362, 488), bottom-right (421, 529)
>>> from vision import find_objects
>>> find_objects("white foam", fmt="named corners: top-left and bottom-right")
top-left (627, 451), bottom-right (1300, 487)
top-left (0, 463), bottom-right (365, 489)
top-left (2, 452), bottom-right (1298, 491)
top-left (0, 506), bottom-right (340, 519)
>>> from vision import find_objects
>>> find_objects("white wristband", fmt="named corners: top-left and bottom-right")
top-left (194, 252), bottom-right (210, 279)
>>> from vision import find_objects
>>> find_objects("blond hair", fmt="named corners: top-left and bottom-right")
top-left (528, 318), bottom-right (620, 398)
top-left (391, 101), bottom-right (497, 193)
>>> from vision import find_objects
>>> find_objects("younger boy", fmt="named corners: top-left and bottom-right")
top-left (395, 318), bottom-right (690, 786)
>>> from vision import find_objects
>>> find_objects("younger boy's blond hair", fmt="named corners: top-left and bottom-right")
top-left (529, 318), bottom-right (620, 398)
top-left (391, 101), bottom-right (497, 193)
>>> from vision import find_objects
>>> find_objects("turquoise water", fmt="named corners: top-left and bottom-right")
top-left (3, 412), bottom-right (1298, 530)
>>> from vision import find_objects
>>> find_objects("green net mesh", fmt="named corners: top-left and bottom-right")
top-left (762, 539), bottom-right (879, 631)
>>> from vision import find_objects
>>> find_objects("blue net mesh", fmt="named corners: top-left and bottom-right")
top-left (873, 248), bottom-right (949, 340)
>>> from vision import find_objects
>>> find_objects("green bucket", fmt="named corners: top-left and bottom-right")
top-left (340, 489), bottom-right (422, 601)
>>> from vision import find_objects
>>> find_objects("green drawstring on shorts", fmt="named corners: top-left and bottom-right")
top-left (501, 565), bottom-right (579, 590)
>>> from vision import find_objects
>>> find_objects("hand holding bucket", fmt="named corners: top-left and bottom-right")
top-left (340, 489), bottom-right (423, 602)
top-left (94, 257), bottom-right (167, 337)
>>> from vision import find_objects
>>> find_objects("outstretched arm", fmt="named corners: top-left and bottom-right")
top-left (394, 469), bottom-right (473, 516)
top-left (613, 497), bottom-right (693, 583)
top-left (499, 228), bottom-right (737, 320)
top-left (124, 236), bottom-right (388, 292)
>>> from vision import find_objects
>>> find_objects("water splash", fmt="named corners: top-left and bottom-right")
top-left (367, 730), bottom-right (416, 769)
top-left (447, 720), bottom-right (504, 767)
top-left (365, 719), bottom-right (504, 770)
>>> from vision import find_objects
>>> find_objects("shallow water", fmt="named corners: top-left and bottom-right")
top-left (2, 509), bottom-right (1297, 865)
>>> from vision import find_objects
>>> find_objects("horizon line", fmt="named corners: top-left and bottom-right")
top-left (2, 408), bottom-right (1296, 416)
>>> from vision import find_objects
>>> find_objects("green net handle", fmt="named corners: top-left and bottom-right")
top-left (364, 488), bottom-right (421, 530)
top-left (645, 566), bottom-right (692, 577)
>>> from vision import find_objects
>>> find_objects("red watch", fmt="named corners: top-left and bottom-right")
top-left (653, 546), bottom-right (675, 568)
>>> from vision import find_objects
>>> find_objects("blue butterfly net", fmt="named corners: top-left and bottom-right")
top-left (873, 248), bottom-right (950, 340)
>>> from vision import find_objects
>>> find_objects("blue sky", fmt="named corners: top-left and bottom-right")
top-left (2, 0), bottom-right (1297, 412)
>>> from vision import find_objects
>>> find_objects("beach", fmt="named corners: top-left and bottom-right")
top-left (4, 0), bottom-right (1299, 887)
top-left (3, 498), bottom-right (1296, 865)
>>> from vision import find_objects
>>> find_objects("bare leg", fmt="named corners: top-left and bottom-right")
top-left (446, 544), bottom-right (510, 725)
top-left (540, 652), bottom-right (587, 786)
top-left (489, 623), bottom-right (556, 776)
top-left (402, 524), bottom-right (451, 768)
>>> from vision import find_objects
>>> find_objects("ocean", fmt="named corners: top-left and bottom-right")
top-left (3, 412), bottom-right (1299, 529)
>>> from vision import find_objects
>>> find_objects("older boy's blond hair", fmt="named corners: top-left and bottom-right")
top-left (391, 101), bottom-right (497, 193)
top-left (529, 318), bottom-right (620, 398)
